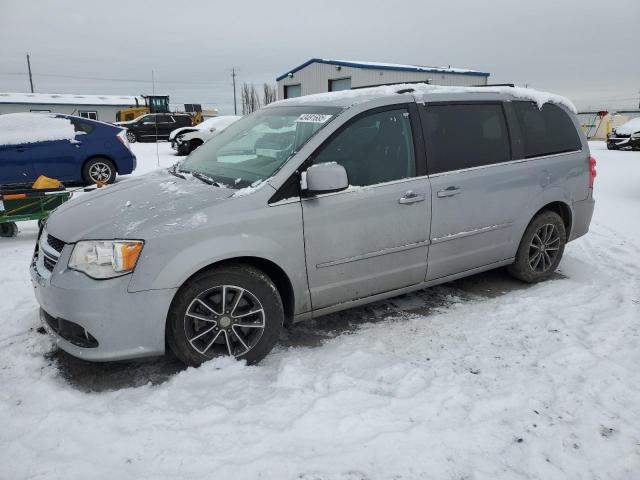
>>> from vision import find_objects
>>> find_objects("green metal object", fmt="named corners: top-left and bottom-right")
top-left (0, 190), bottom-right (72, 226)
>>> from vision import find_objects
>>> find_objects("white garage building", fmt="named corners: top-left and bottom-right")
top-left (276, 58), bottom-right (490, 99)
top-left (0, 92), bottom-right (145, 123)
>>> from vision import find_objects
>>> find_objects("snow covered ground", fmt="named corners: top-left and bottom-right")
top-left (1, 142), bottom-right (639, 479)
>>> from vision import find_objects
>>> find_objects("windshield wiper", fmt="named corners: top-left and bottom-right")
top-left (168, 164), bottom-right (186, 179)
top-left (188, 170), bottom-right (229, 188)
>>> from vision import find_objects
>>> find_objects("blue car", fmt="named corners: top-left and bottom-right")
top-left (0, 113), bottom-right (136, 186)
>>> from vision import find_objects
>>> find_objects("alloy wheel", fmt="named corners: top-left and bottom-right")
top-left (528, 223), bottom-right (561, 273)
top-left (184, 285), bottom-right (266, 358)
top-left (89, 162), bottom-right (112, 183)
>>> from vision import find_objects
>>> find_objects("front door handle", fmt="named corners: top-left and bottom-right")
top-left (398, 190), bottom-right (425, 204)
top-left (437, 187), bottom-right (461, 198)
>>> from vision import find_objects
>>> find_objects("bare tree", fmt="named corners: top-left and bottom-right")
top-left (241, 82), bottom-right (260, 115)
top-left (263, 83), bottom-right (277, 105)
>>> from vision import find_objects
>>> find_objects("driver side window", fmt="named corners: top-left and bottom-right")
top-left (313, 108), bottom-right (416, 186)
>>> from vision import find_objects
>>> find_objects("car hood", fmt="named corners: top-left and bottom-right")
top-left (169, 126), bottom-right (198, 140)
top-left (615, 118), bottom-right (640, 136)
top-left (46, 169), bottom-right (236, 242)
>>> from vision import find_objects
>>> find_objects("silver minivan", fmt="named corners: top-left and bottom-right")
top-left (31, 86), bottom-right (596, 365)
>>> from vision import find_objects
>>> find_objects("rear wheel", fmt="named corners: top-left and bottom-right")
top-left (0, 222), bottom-right (18, 238)
top-left (167, 264), bottom-right (284, 366)
top-left (507, 211), bottom-right (566, 283)
top-left (83, 157), bottom-right (116, 185)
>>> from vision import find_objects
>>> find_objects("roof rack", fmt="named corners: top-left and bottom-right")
top-left (473, 83), bottom-right (515, 87)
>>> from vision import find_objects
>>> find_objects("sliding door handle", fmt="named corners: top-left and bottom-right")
top-left (437, 187), bottom-right (461, 198)
top-left (398, 190), bottom-right (425, 204)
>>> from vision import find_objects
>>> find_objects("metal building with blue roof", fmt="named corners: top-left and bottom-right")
top-left (276, 58), bottom-right (490, 99)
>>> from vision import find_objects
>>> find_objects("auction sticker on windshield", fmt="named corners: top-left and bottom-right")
top-left (296, 114), bottom-right (332, 123)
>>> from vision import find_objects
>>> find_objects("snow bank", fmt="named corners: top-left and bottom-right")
top-left (0, 113), bottom-right (77, 145)
top-left (273, 84), bottom-right (577, 113)
top-left (615, 117), bottom-right (640, 135)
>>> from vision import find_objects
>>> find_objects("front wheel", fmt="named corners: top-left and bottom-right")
top-left (507, 211), bottom-right (566, 283)
top-left (83, 157), bottom-right (116, 185)
top-left (0, 222), bottom-right (18, 238)
top-left (126, 131), bottom-right (137, 143)
top-left (167, 264), bottom-right (284, 366)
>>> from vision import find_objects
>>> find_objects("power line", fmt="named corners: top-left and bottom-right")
top-left (0, 70), bottom-right (234, 86)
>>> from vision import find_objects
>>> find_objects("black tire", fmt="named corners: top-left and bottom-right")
top-left (507, 211), bottom-right (566, 283)
top-left (167, 264), bottom-right (284, 366)
top-left (188, 139), bottom-right (203, 154)
top-left (0, 222), bottom-right (18, 238)
top-left (82, 157), bottom-right (116, 185)
top-left (606, 143), bottom-right (616, 150)
top-left (126, 131), bottom-right (137, 143)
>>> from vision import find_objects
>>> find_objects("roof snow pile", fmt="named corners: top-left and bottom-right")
top-left (615, 117), bottom-right (640, 135)
top-left (0, 113), bottom-right (77, 146)
top-left (0, 92), bottom-right (145, 106)
top-left (275, 83), bottom-right (577, 113)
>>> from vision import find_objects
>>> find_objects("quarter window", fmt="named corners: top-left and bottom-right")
top-left (512, 101), bottom-right (581, 158)
top-left (313, 108), bottom-right (416, 186)
top-left (422, 103), bottom-right (511, 174)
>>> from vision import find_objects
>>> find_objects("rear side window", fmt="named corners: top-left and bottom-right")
top-left (71, 120), bottom-right (95, 134)
top-left (422, 103), bottom-right (511, 174)
top-left (313, 108), bottom-right (416, 186)
top-left (512, 102), bottom-right (581, 158)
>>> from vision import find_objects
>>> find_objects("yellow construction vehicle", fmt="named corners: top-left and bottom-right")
top-left (116, 96), bottom-right (204, 124)
top-left (116, 95), bottom-right (170, 122)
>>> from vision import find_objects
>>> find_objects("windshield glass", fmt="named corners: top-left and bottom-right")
top-left (178, 106), bottom-right (341, 188)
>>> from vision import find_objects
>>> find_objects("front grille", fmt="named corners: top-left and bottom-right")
top-left (47, 234), bottom-right (65, 253)
top-left (42, 253), bottom-right (57, 272)
top-left (42, 310), bottom-right (99, 348)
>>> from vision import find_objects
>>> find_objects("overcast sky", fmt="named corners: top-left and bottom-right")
top-left (1, 0), bottom-right (638, 114)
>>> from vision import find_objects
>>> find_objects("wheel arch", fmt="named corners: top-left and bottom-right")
top-left (169, 256), bottom-right (296, 326)
top-left (533, 200), bottom-right (573, 236)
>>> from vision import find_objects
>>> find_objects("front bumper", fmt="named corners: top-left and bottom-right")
top-left (30, 239), bottom-right (177, 361)
top-left (607, 135), bottom-right (639, 149)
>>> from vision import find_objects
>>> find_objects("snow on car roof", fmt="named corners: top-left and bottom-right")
top-left (0, 92), bottom-right (147, 106)
top-left (273, 83), bottom-right (577, 113)
top-left (0, 113), bottom-right (78, 146)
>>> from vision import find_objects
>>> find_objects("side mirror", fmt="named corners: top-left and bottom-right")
top-left (302, 162), bottom-right (348, 194)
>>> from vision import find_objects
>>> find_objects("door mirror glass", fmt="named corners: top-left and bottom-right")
top-left (303, 162), bottom-right (348, 194)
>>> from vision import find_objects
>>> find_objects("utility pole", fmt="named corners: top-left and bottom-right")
top-left (26, 53), bottom-right (34, 93)
top-left (232, 67), bottom-right (237, 115)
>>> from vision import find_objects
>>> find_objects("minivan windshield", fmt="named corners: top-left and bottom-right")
top-left (178, 106), bottom-right (341, 188)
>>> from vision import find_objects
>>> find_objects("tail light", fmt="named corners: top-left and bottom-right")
top-left (588, 156), bottom-right (597, 188)
top-left (116, 130), bottom-right (130, 149)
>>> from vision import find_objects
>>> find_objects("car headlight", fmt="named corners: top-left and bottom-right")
top-left (69, 240), bottom-right (144, 279)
